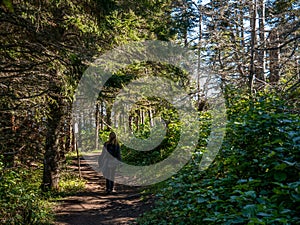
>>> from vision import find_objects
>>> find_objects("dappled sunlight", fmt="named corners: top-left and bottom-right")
top-left (54, 156), bottom-right (153, 225)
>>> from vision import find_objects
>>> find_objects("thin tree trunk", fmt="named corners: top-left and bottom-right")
top-left (183, 2), bottom-right (188, 47)
top-left (129, 115), bottom-right (133, 131)
top-left (141, 109), bottom-right (144, 125)
top-left (197, 6), bottom-right (202, 105)
top-left (65, 116), bottom-right (72, 153)
top-left (240, 0), bottom-right (245, 48)
top-left (149, 109), bottom-right (154, 127)
top-left (100, 101), bottom-right (104, 130)
top-left (269, 30), bottom-right (280, 83)
top-left (135, 110), bottom-right (139, 131)
top-left (76, 135), bottom-right (81, 178)
top-left (106, 101), bottom-right (112, 128)
top-left (121, 113), bottom-right (126, 133)
top-left (249, 0), bottom-right (257, 93)
top-left (257, 0), bottom-right (266, 83)
top-left (71, 121), bottom-right (76, 152)
top-left (95, 102), bottom-right (100, 150)
top-left (77, 112), bottom-right (82, 149)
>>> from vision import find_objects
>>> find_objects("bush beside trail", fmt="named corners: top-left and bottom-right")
top-left (137, 93), bottom-right (300, 225)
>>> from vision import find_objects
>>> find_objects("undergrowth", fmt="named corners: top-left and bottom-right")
top-left (137, 92), bottom-right (300, 224)
top-left (0, 154), bottom-right (86, 224)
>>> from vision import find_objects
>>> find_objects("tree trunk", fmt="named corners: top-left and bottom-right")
top-left (149, 109), bottom-right (154, 127)
top-left (135, 110), bottom-right (139, 131)
top-left (239, 0), bottom-right (245, 48)
top-left (77, 112), bottom-right (82, 149)
top-left (141, 109), bottom-right (144, 125)
top-left (95, 102), bottom-right (100, 150)
top-left (269, 30), bottom-right (280, 83)
top-left (183, 2), bottom-right (188, 47)
top-left (100, 101), bottom-right (104, 130)
top-left (129, 115), bottom-right (133, 131)
top-left (249, 0), bottom-right (257, 93)
top-left (41, 98), bottom-right (63, 191)
top-left (257, 0), bottom-right (266, 83)
top-left (106, 101), bottom-right (112, 128)
top-left (197, 7), bottom-right (202, 104)
top-left (65, 117), bottom-right (72, 153)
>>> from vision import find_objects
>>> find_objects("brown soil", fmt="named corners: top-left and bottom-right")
top-left (54, 155), bottom-right (154, 225)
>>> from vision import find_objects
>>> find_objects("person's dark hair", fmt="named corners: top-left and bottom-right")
top-left (108, 131), bottom-right (118, 146)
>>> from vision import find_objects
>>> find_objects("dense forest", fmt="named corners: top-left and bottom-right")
top-left (0, 0), bottom-right (299, 224)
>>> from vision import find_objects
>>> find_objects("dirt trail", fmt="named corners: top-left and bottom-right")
top-left (54, 155), bottom-right (153, 225)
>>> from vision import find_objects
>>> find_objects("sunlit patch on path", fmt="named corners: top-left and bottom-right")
top-left (54, 155), bottom-right (153, 225)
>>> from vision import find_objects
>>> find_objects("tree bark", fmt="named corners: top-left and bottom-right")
top-left (106, 101), bottom-right (112, 128)
top-left (95, 102), bottom-right (100, 150)
top-left (249, 0), bottom-right (257, 93)
top-left (269, 30), bottom-right (280, 83)
top-left (257, 0), bottom-right (266, 83)
top-left (65, 115), bottom-right (74, 153)
top-left (141, 109), bottom-right (144, 125)
top-left (100, 101), bottom-right (104, 130)
top-left (41, 93), bottom-right (63, 191)
top-left (149, 109), bottom-right (154, 127)
top-left (197, 6), bottom-right (202, 104)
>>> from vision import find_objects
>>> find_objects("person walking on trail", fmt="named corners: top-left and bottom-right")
top-left (99, 131), bottom-right (121, 194)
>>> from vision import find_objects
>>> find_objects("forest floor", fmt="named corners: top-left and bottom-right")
top-left (53, 154), bottom-right (154, 225)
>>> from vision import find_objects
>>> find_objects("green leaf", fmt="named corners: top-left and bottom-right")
top-left (244, 190), bottom-right (257, 198)
top-left (274, 172), bottom-right (287, 182)
top-left (242, 204), bottom-right (257, 218)
top-left (280, 209), bottom-right (291, 214)
top-left (257, 212), bottom-right (272, 217)
top-left (274, 163), bottom-right (288, 170)
top-left (226, 217), bottom-right (245, 224)
top-left (203, 217), bottom-right (217, 222)
top-left (292, 136), bottom-right (300, 144)
top-left (196, 197), bottom-right (207, 203)
top-left (291, 193), bottom-right (300, 201)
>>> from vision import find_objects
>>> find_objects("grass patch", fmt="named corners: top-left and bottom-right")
top-left (56, 172), bottom-right (86, 196)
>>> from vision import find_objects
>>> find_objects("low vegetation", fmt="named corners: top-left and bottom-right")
top-left (137, 92), bottom-right (300, 224)
top-left (0, 155), bottom-right (86, 224)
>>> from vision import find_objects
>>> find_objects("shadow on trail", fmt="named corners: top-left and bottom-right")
top-left (54, 155), bottom-right (153, 225)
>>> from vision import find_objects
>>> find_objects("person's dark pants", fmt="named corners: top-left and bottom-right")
top-left (106, 179), bottom-right (114, 191)
top-left (105, 167), bottom-right (116, 192)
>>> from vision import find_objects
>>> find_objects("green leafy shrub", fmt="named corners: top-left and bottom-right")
top-left (137, 92), bottom-right (300, 224)
top-left (0, 161), bottom-right (53, 225)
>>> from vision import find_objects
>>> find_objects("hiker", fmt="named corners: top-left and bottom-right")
top-left (99, 131), bottom-right (121, 194)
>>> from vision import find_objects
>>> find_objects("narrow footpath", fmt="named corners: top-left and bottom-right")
top-left (54, 155), bottom-right (153, 225)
